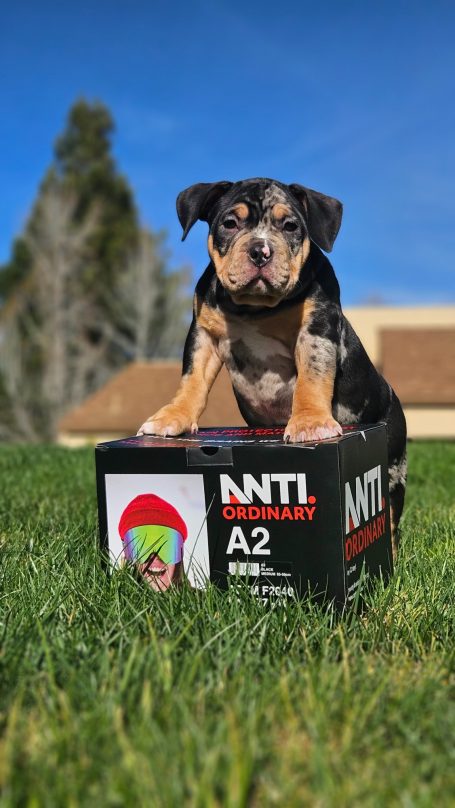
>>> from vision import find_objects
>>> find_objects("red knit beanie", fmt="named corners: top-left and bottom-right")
top-left (118, 494), bottom-right (188, 541)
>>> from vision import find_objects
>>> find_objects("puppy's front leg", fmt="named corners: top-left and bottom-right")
top-left (284, 328), bottom-right (342, 443)
top-left (137, 320), bottom-right (222, 437)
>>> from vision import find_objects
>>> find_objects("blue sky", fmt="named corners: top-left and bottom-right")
top-left (1, 0), bottom-right (454, 305)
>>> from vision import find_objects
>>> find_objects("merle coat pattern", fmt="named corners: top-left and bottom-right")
top-left (137, 179), bottom-right (407, 556)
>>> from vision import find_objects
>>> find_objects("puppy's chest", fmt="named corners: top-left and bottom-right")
top-left (218, 323), bottom-right (297, 424)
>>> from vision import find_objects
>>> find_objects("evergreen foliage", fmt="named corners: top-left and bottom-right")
top-left (53, 100), bottom-right (139, 291)
top-left (0, 99), bottom-right (190, 441)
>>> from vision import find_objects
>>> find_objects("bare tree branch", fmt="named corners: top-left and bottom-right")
top-left (0, 181), bottom-right (102, 440)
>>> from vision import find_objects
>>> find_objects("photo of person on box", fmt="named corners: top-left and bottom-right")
top-left (118, 493), bottom-right (187, 591)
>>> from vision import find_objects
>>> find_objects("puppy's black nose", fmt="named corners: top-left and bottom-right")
top-left (248, 240), bottom-right (273, 268)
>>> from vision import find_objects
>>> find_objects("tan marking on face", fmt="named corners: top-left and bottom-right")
top-left (232, 203), bottom-right (249, 219)
top-left (207, 233), bottom-right (230, 284)
top-left (209, 230), bottom-right (311, 307)
top-left (289, 237), bottom-right (311, 287)
top-left (208, 231), bottom-right (252, 290)
top-left (272, 203), bottom-right (292, 220)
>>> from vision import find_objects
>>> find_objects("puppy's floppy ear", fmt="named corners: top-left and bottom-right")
top-left (176, 182), bottom-right (233, 241)
top-left (288, 183), bottom-right (343, 253)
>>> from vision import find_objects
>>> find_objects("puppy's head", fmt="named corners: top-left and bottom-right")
top-left (177, 178), bottom-right (342, 307)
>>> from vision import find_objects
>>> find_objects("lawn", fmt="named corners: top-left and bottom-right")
top-left (0, 442), bottom-right (453, 806)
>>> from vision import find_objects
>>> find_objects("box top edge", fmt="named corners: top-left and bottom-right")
top-left (95, 423), bottom-right (386, 450)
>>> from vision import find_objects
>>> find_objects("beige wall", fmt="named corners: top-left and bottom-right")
top-left (403, 406), bottom-right (455, 440)
top-left (344, 306), bottom-right (455, 365)
top-left (343, 306), bottom-right (455, 438)
top-left (57, 432), bottom-right (125, 448)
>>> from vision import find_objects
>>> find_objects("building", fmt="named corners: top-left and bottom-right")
top-left (344, 306), bottom-right (454, 439)
top-left (58, 306), bottom-right (455, 445)
top-left (58, 360), bottom-right (245, 446)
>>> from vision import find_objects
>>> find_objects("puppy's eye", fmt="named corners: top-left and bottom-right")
top-left (283, 220), bottom-right (298, 232)
top-left (223, 218), bottom-right (238, 230)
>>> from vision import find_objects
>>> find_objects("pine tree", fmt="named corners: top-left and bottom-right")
top-left (0, 99), bottom-right (139, 301)
top-left (53, 99), bottom-right (139, 292)
top-left (0, 99), bottom-right (191, 441)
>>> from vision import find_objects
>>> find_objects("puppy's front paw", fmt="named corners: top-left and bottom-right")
top-left (137, 405), bottom-right (198, 437)
top-left (284, 415), bottom-right (342, 443)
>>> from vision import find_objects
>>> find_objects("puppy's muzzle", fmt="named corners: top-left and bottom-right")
top-left (248, 239), bottom-right (273, 268)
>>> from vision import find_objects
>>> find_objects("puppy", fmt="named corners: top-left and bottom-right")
top-left (137, 179), bottom-right (407, 557)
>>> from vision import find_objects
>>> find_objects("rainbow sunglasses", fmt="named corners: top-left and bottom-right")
top-left (122, 524), bottom-right (184, 565)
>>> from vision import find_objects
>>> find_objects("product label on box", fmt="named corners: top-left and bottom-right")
top-left (228, 560), bottom-right (296, 603)
top-left (204, 466), bottom-right (337, 602)
top-left (339, 432), bottom-right (392, 601)
top-left (105, 473), bottom-right (210, 589)
top-left (96, 423), bottom-right (391, 606)
top-left (344, 463), bottom-right (387, 562)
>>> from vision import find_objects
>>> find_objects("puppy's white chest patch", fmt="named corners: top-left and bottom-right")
top-left (218, 323), bottom-right (296, 425)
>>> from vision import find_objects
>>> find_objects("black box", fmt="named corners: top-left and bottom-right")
top-left (95, 425), bottom-right (393, 606)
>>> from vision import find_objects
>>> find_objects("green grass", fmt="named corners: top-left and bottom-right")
top-left (0, 442), bottom-right (454, 807)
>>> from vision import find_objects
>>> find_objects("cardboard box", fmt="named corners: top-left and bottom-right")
top-left (95, 424), bottom-right (393, 606)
